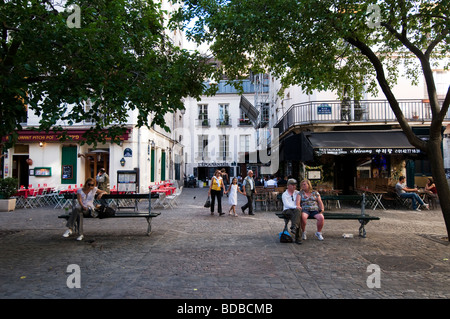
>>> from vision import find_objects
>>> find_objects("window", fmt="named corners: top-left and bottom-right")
top-left (197, 135), bottom-right (209, 160)
top-left (239, 109), bottom-right (251, 125)
top-left (434, 71), bottom-right (450, 99)
top-left (261, 103), bottom-right (270, 122)
top-left (219, 104), bottom-right (229, 120)
top-left (219, 135), bottom-right (229, 160)
top-left (198, 104), bottom-right (208, 120)
top-left (239, 135), bottom-right (250, 153)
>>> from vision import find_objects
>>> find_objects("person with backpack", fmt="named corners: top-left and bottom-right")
top-left (281, 179), bottom-right (302, 244)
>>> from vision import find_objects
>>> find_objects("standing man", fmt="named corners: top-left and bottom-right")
top-left (241, 170), bottom-right (257, 215)
top-left (96, 168), bottom-right (110, 194)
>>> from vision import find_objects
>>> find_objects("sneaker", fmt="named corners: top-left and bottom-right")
top-left (422, 203), bottom-right (430, 210)
top-left (415, 207), bottom-right (421, 212)
top-left (315, 232), bottom-right (324, 241)
top-left (62, 229), bottom-right (72, 238)
top-left (302, 232), bottom-right (307, 240)
top-left (76, 235), bottom-right (84, 241)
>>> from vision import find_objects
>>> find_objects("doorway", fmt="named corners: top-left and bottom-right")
top-left (12, 155), bottom-right (28, 188)
top-left (84, 150), bottom-right (109, 180)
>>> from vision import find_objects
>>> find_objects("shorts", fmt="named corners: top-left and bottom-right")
top-left (302, 210), bottom-right (320, 218)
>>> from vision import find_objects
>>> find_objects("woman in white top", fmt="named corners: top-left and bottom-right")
top-left (63, 177), bottom-right (106, 241)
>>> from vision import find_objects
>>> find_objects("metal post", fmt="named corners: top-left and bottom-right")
top-left (361, 193), bottom-right (366, 216)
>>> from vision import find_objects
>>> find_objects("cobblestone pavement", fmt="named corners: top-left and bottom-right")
top-left (0, 188), bottom-right (449, 299)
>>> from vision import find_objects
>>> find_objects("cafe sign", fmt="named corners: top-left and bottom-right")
top-left (14, 129), bottom-right (130, 143)
top-left (315, 148), bottom-right (421, 155)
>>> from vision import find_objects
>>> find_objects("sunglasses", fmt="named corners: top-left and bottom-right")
top-left (87, 183), bottom-right (94, 187)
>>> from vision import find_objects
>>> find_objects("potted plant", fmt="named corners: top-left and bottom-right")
top-left (0, 177), bottom-right (18, 212)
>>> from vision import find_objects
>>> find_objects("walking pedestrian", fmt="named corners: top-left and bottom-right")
top-left (241, 170), bottom-right (256, 215)
top-left (225, 177), bottom-right (244, 216)
top-left (208, 170), bottom-right (225, 215)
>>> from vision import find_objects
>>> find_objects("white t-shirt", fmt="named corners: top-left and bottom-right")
top-left (76, 187), bottom-right (98, 209)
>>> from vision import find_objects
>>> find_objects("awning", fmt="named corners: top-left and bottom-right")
top-left (305, 131), bottom-right (421, 155)
top-left (280, 133), bottom-right (314, 162)
top-left (239, 95), bottom-right (259, 123)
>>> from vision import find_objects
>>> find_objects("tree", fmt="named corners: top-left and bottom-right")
top-left (174, 0), bottom-right (450, 239)
top-left (1, 0), bottom-right (212, 148)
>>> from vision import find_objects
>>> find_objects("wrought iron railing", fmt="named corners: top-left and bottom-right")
top-left (274, 99), bottom-right (448, 136)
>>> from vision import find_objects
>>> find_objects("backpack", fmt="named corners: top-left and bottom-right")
top-left (279, 229), bottom-right (293, 243)
top-left (96, 205), bottom-right (116, 219)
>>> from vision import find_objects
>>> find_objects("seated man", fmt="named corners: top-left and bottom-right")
top-left (281, 179), bottom-right (302, 244)
top-left (395, 176), bottom-right (429, 211)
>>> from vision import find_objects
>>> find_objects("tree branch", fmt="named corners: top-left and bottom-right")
top-left (425, 29), bottom-right (450, 58)
top-left (345, 36), bottom-right (426, 150)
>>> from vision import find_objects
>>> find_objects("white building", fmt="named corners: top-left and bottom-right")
top-left (182, 79), bottom-right (263, 183)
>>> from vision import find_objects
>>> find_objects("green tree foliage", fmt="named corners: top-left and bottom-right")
top-left (1, 0), bottom-right (213, 147)
top-left (174, 0), bottom-right (450, 238)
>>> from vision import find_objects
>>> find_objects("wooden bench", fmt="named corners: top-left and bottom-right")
top-left (276, 194), bottom-right (380, 238)
top-left (58, 193), bottom-right (161, 236)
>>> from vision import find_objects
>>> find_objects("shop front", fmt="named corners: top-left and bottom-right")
top-left (304, 130), bottom-right (424, 192)
top-left (3, 129), bottom-right (130, 189)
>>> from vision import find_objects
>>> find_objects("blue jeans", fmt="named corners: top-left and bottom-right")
top-left (400, 193), bottom-right (425, 209)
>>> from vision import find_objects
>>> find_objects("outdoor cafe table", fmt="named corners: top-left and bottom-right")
top-left (15, 188), bottom-right (34, 198)
top-left (359, 187), bottom-right (387, 210)
top-left (151, 189), bottom-right (171, 196)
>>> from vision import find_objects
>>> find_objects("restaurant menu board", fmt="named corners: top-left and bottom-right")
top-left (62, 165), bottom-right (73, 180)
top-left (117, 170), bottom-right (137, 192)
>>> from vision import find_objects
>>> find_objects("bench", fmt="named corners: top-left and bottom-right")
top-left (276, 194), bottom-right (380, 238)
top-left (58, 193), bottom-right (161, 236)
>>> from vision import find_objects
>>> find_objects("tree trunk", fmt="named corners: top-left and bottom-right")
top-left (427, 138), bottom-right (450, 240)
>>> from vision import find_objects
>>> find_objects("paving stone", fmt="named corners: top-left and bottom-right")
top-left (0, 188), bottom-right (449, 299)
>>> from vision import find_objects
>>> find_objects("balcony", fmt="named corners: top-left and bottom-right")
top-left (216, 151), bottom-right (232, 161)
top-left (274, 99), bottom-right (448, 136)
top-left (196, 118), bottom-right (210, 127)
top-left (217, 118), bottom-right (232, 127)
top-left (195, 151), bottom-right (211, 161)
top-left (238, 118), bottom-right (253, 126)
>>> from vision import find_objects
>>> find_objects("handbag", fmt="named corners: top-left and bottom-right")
top-left (204, 196), bottom-right (211, 208)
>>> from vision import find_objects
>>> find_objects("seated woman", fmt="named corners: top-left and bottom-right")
top-left (299, 179), bottom-right (325, 241)
top-left (425, 178), bottom-right (437, 194)
top-left (62, 178), bottom-right (106, 241)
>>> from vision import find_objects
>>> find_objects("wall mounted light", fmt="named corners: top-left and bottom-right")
top-left (39, 142), bottom-right (44, 147)
top-left (120, 157), bottom-right (126, 166)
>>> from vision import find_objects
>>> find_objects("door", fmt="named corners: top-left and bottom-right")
top-left (161, 151), bottom-right (166, 181)
top-left (84, 151), bottom-right (109, 181)
top-left (62, 146), bottom-right (77, 185)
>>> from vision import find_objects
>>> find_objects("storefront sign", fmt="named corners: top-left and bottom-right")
top-left (198, 162), bottom-right (229, 167)
top-left (316, 148), bottom-right (421, 155)
top-left (14, 129), bottom-right (130, 143)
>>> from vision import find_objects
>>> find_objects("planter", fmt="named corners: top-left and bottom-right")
top-left (0, 198), bottom-right (16, 212)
